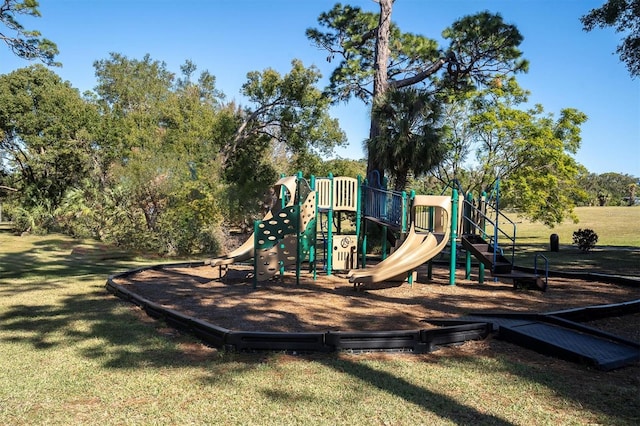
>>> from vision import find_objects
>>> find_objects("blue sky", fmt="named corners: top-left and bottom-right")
top-left (1, 0), bottom-right (638, 176)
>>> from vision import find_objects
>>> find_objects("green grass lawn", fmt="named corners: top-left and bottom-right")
top-left (507, 206), bottom-right (640, 276)
top-left (1, 215), bottom-right (639, 425)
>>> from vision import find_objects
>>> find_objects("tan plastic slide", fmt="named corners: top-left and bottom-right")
top-left (209, 176), bottom-right (298, 267)
top-left (209, 211), bottom-right (272, 267)
top-left (348, 195), bottom-right (451, 285)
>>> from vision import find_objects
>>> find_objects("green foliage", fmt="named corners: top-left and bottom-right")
top-left (0, 65), bottom-right (96, 230)
top-left (499, 107), bottom-right (588, 226)
top-left (223, 134), bottom-right (278, 225)
top-left (369, 87), bottom-right (447, 190)
top-left (221, 59), bottom-right (346, 224)
top-left (1, 53), bottom-right (347, 255)
top-left (306, 4), bottom-right (382, 103)
top-left (0, 0), bottom-right (59, 65)
top-left (92, 53), bottom-right (176, 163)
top-left (229, 59), bottom-right (346, 159)
top-left (319, 158), bottom-right (367, 179)
top-left (435, 80), bottom-right (588, 227)
top-left (577, 171), bottom-right (638, 206)
top-left (581, 0), bottom-right (640, 78)
top-left (5, 198), bottom-right (53, 234)
top-left (57, 155), bottom-right (226, 256)
top-left (78, 54), bottom-right (234, 255)
top-left (308, 5), bottom-right (528, 102)
top-left (407, 174), bottom-right (448, 196)
top-left (441, 12), bottom-right (528, 90)
top-left (308, 3), bottom-right (528, 177)
top-left (155, 178), bottom-right (224, 255)
top-left (55, 181), bottom-right (142, 245)
top-left (572, 228), bottom-right (599, 252)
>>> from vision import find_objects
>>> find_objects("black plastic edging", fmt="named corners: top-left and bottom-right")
top-left (190, 318), bottom-right (229, 347)
top-left (104, 262), bottom-right (636, 357)
top-left (512, 266), bottom-right (640, 287)
top-left (544, 299), bottom-right (640, 321)
top-left (326, 330), bottom-right (424, 352)
top-left (107, 271), bottom-right (494, 353)
top-left (226, 331), bottom-right (328, 352)
top-left (422, 323), bottom-right (492, 347)
top-left (163, 307), bottom-right (197, 332)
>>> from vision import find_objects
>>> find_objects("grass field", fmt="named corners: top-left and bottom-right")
top-left (0, 208), bottom-right (638, 425)
top-left (507, 206), bottom-right (640, 276)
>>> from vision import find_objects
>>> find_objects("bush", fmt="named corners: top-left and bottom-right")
top-left (572, 228), bottom-right (598, 252)
top-left (9, 202), bottom-right (55, 235)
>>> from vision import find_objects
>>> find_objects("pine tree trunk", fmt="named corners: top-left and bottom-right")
top-left (366, 0), bottom-right (393, 179)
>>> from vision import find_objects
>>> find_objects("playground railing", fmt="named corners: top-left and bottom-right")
top-left (534, 253), bottom-right (549, 289)
top-left (362, 185), bottom-right (408, 230)
top-left (316, 176), bottom-right (359, 212)
top-left (315, 178), bottom-right (333, 210)
top-left (461, 199), bottom-right (516, 267)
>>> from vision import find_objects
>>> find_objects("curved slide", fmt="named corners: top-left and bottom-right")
top-left (209, 212), bottom-right (272, 267)
top-left (348, 195), bottom-right (451, 285)
top-left (209, 176), bottom-right (298, 268)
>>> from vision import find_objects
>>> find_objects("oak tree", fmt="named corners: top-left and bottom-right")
top-left (222, 59), bottom-right (346, 222)
top-left (0, 65), bottom-right (94, 231)
top-left (88, 54), bottom-right (229, 253)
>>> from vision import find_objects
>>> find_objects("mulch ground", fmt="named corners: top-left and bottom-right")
top-left (111, 263), bottom-right (640, 342)
top-left (110, 261), bottom-right (640, 391)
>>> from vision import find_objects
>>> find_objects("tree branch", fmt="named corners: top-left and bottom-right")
top-left (389, 58), bottom-right (446, 89)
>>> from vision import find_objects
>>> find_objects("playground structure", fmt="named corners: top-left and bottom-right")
top-left (209, 175), bottom-right (298, 269)
top-left (208, 175), bottom-right (315, 287)
top-left (314, 174), bottom-right (361, 275)
top-left (457, 179), bottom-right (548, 290)
top-left (353, 173), bottom-right (547, 289)
top-left (209, 173), bottom-right (361, 286)
top-left (208, 172), bottom-right (458, 287)
top-left (208, 173), bottom-right (549, 290)
top-left (106, 172), bottom-right (639, 366)
top-left (209, 173), bottom-right (364, 285)
top-left (348, 194), bottom-right (451, 285)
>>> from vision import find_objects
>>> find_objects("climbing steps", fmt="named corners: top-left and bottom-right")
top-left (461, 234), bottom-right (512, 274)
top-left (461, 234), bottom-right (546, 290)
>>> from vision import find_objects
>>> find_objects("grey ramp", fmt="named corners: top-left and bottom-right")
top-left (498, 321), bottom-right (639, 371)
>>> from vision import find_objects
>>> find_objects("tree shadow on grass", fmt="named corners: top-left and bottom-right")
top-left (1, 287), bottom-right (187, 367)
top-left (0, 236), bottom-right (142, 282)
top-left (2, 272), bottom-right (636, 425)
top-left (2, 233), bottom-right (637, 424)
top-left (0, 282), bottom-right (267, 391)
top-left (314, 356), bottom-right (515, 425)
top-left (428, 339), bottom-right (640, 425)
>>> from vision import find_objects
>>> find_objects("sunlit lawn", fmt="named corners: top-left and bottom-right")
top-left (1, 215), bottom-right (639, 425)
top-left (507, 206), bottom-right (640, 276)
